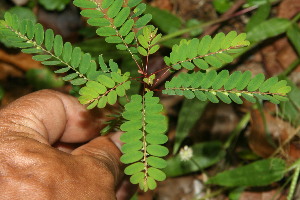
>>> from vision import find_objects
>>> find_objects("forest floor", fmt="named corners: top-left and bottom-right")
top-left (1, 0), bottom-right (300, 199)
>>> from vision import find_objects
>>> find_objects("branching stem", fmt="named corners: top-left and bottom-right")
top-left (168, 87), bottom-right (287, 97)
top-left (91, 0), bottom-right (144, 74)
top-left (170, 45), bottom-right (247, 69)
top-left (141, 93), bottom-right (148, 185)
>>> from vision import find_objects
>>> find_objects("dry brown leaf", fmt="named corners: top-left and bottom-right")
top-left (0, 49), bottom-right (43, 71)
top-left (172, 0), bottom-right (217, 20)
top-left (11, 0), bottom-right (29, 6)
top-left (248, 108), bottom-right (295, 158)
top-left (0, 62), bottom-right (23, 80)
top-left (239, 189), bottom-right (286, 200)
top-left (275, 38), bottom-right (300, 72)
top-left (287, 140), bottom-right (300, 161)
top-left (261, 44), bottom-right (285, 76)
top-left (278, 0), bottom-right (300, 19)
top-left (150, 0), bottom-right (173, 11)
top-left (259, 36), bottom-right (300, 77)
top-left (156, 176), bottom-right (204, 200)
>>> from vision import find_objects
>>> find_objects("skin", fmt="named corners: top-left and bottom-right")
top-left (0, 90), bottom-right (133, 200)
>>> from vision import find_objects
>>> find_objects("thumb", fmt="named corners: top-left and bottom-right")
top-left (71, 133), bottom-right (124, 188)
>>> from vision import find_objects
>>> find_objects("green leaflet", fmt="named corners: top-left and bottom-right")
top-left (132, 3), bottom-right (147, 18)
top-left (124, 162), bottom-right (144, 175)
top-left (71, 78), bottom-right (87, 86)
top-left (62, 42), bottom-right (72, 63)
top-left (163, 70), bottom-right (290, 104)
top-left (96, 27), bottom-right (116, 36)
top-left (54, 35), bottom-right (63, 57)
top-left (247, 73), bottom-right (265, 92)
top-left (72, 0), bottom-right (151, 58)
top-left (120, 92), bottom-right (168, 191)
top-left (128, 0), bottom-right (143, 8)
top-left (87, 18), bottom-right (110, 27)
top-left (119, 19), bottom-right (134, 36)
top-left (114, 7), bottom-right (131, 27)
top-left (166, 31), bottom-right (249, 70)
top-left (71, 47), bottom-right (82, 68)
top-left (210, 32), bottom-right (225, 53)
top-left (79, 53), bottom-right (92, 74)
top-left (107, 0), bottom-right (123, 19)
top-left (73, 0), bottom-right (97, 8)
top-left (224, 71), bottom-right (242, 90)
top-left (101, 0), bottom-right (114, 9)
top-left (32, 54), bottom-right (52, 61)
top-left (136, 26), bottom-right (161, 56)
top-left (34, 23), bottom-right (44, 45)
top-left (0, 13), bottom-right (99, 86)
top-left (80, 9), bottom-right (104, 18)
top-left (79, 71), bottom-right (131, 108)
top-left (135, 13), bottom-right (152, 28)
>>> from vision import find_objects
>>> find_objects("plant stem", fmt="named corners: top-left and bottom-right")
top-left (286, 159), bottom-right (300, 172)
top-left (208, 43), bottom-right (258, 71)
top-left (279, 59), bottom-right (300, 77)
top-left (202, 0), bottom-right (245, 36)
top-left (158, 22), bottom-right (211, 43)
top-left (272, 126), bottom-right (300, 160)
top-left (158, 1), bottom-right (261, 43)
top-left (223, 112), bottom-right (251, 149)
top-left (270, 174), bottom-right (293, 200)
top-left (291, 13), bottom-right (300, 23)
top-left (198, 188), bottom-right (225, 200)
top-left (287, 166), bottom-right (300, 200)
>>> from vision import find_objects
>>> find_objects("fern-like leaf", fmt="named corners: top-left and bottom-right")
top-left (164, 31), bottom-right (250, 70)
top-left (120, 92), bottom-right (168, 191)
top-left (78, 71), bottom-right (131, 109)
top-left (163, 70), bottom-right (291, 104)
top-left (0, 12), bottom-right (132, 108)
top-left (73, 0), bottom-right (153, 64)
top-left (0, 12), bottom-right (100, 85)
top-left (136, 26), bottom-right (161, 57)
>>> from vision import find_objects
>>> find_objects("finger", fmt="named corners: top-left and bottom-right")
top-left (0, 89), bottom-right (104, 145)
top-left (71, 133), bottom-right (124, 189)
top-left (71, 132), bottom-right (137, 200)
top-left (0, 131), bottom-right (123, 199)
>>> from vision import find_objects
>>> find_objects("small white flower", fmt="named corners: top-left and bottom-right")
top-left (179, 145), bottom-right (193, 161)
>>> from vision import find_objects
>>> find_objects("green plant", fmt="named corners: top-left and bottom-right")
top-left (0, 0), bottom-right (292, 191)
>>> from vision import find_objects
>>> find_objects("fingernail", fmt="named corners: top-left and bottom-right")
top-left (109, 131), bottom-right (123, 151)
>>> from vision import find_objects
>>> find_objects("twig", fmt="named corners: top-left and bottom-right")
top-left (202, 0), bottom-right (246, 36)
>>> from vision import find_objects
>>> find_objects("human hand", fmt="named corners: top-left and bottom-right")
top-left (0, 90), bottom-right (134, 200)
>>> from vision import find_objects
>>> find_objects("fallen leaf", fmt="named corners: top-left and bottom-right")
top-left (150, 0), bottom-right (173, 11)
top-left (0, 62), bottom-right (23, 80)
top-left (287, 141), bottom-right (300, 161)
top-left (11, 0), bottom-right (29, 6)
top-left (238, 189), bottom-right (286, 200)
top-left (0, 49), bottom-right (43, 71)
top-left (261, 44), bottom-right (285, 76)
top-left (278, 0), bottom-right (300, 19)
top-left (275, 38), bottom-right (300, 72)
top-left (248, 107), bottom-right (295, 158)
